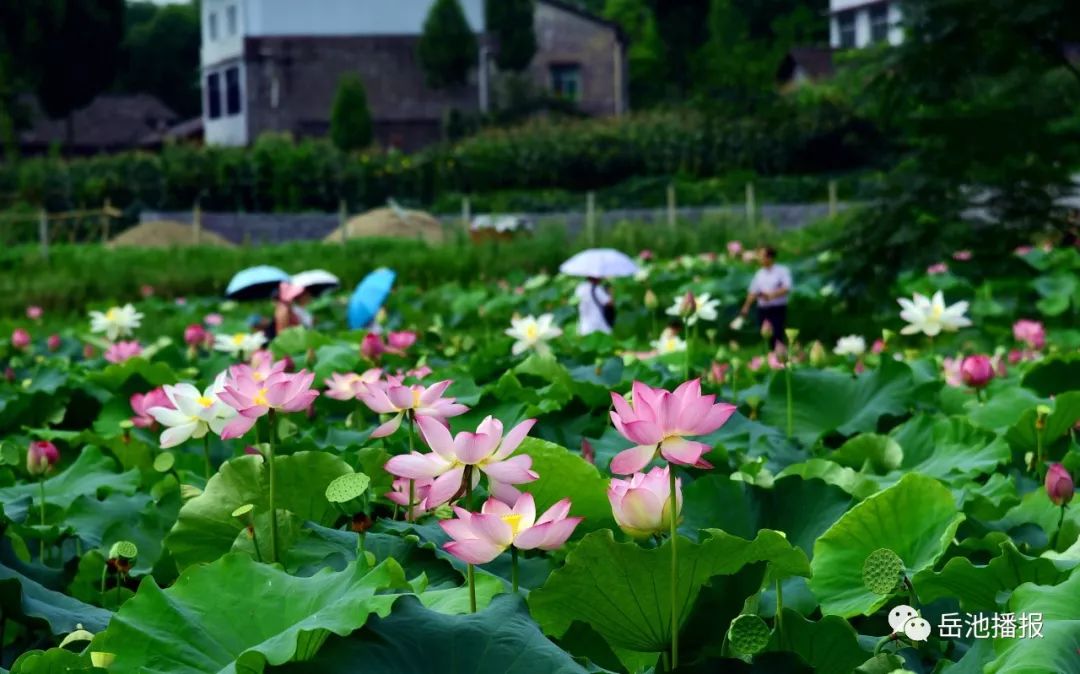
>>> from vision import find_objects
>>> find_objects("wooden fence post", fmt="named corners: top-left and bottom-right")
top-left (193, 200), bottom-right (202, 245)
top-left (38, 209), bottom-right (49, 261)
top-left (586, 191), bottom-right (596, 246)
top-left (828, 179), bottom-right (838, 217)
top-left (101, 198), bottom-right (111, 243)
top-left (745, 182), bottom-right (756, 225)
top-left (666, 183), bottom-right (676, 230)
top-left (339, 199), bottom-right (348, 244)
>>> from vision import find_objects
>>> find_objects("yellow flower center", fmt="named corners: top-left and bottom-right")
top-left (232, 334), bottom-right (246, 345)
top-left (931, 304), bottom-right (943, 320)
top-left (253, 387), bottom-right (269, 406)
top-left (196, 396), bottom-right (213, 408)
top-left (411, 388), bottom-right (422, 408)
top-left (501, 513), bottom-right (523, 537)
top-left (525, 324), bottom-right (539, 341)
top-left (106, 308), bottom-right (118, 320)
top-left (252, 371), bottom-right (266, 382)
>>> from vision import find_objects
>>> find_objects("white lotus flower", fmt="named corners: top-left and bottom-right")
top-left (651, 328), bottom-right (686, 355)
top-left (148, 373), bottom-right (236, 448)
top-left (89, 304), bottom-right (143, 341)
top-left (898, 291), bottom-right (971, 337)
top-left (833, 335), bottom-right (867, 357)
top-left (214, 332), bottom-right (267, 359)
top-left (505, 314), bottom-right (562, 356)
top-left (665, 292), bottom-right (720, 326)
top-left (633, 266), bottom-right (651, 282)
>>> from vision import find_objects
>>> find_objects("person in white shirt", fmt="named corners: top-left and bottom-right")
top-left (739, 246), bottom-right (792, 350)
top-left (575, 277), bottom-right (614, 335)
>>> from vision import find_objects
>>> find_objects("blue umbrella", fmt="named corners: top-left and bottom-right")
top-left (225, 265), bottom-right (290, 301)
top-left (348, 268), bottom-right (396, 329)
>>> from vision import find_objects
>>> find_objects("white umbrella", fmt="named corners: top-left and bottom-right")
top-left (291, 269), bottom-right (341, 296)
top-left (559, 248), bottom-right (639, 278)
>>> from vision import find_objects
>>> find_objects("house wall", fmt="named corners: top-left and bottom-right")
top-left (828, 0), bottom-right (902, 49)
top-left (244, 36), bottom-right (481, 151)
top-left (247, 0), bottom-right (484, 36)
top-left (528, 2), bottom-right (627, 117)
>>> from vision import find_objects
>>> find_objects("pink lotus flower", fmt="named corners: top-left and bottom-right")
top-left (1008, 349), bottom-right (1024, 365)
top-left (387, 477), bottom-right (433, 520)
top-left (726, 240), bottom-right (742, 256)
top-left (386, 415), bottom-right (538, 508)
top-left (46, 334), bottom-right (60, 352)
top-left (184, 324), bottom-right (209, 348)
top-left (325, 369), bottom-right (382, 401)
top-left (748, 355), bottom-right (765, 372)
top-left (767, 352), bottom-right (784, 370)
top-left (581, 438), bottom-right (595, 465)
top-left (871, 339), bottom-right (885, 354)
top-left (387, 331), bottom-right (417, 352)
top-left (1014, 245), bottom-right (1033, 256)
top-left (927, 262), bottom-right (949, 275)
top-left (83, 344), bottom-right (96, 359)
top-left (130, 387), bottom-right (173, 429)
top-left (104, 341), bottom-right (143, 364)
top-left (638, 249), bottom-right (654, 261)
top-left (10, 328), bottom-right (30, 350)
top-left (218, 368), bottom-right (320, 439)
top-left (708, 361), bottom-right (728, 386)
top-left (440, 493), bottom-right (581, 565)
top-left (609, 380), bottom-right (736, 474)
top-left (952, 250), bottom-right (972, 261)
top-left (608, 466), bottom-right (682, 538)
top-left (140, 284), bottom-right (155, 298)
top-left (942, 356), bottom-right (964, 388)
top-left (357, 378), bottom-right (467, 438)
top-left (960, 354), bottom-right (994, 389)
top-left (399, 365), bottom-right (433, 380)
top-left (361, 333), bottom-right (385, 360)
top-left (26, 306), bottom-right (42, 320)
top-left (1046, 464), bottom-right (1074, 506)
top-left (27, 440), bottom-right (59, 476)
top-left (204, 313), bottom-right (224, 327)
top-left (247, 353), bottom-right (289, 380)
top-left (1013, 319), bottom-right (1045, 350)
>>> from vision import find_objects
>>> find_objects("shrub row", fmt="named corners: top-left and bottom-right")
top-left (0, 103), bottom-right (881, 216)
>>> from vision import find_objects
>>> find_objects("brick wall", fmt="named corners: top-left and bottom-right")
top-left (529, 2), bottom-right (627, 117)
top-left (244, 35), bottom-right (482, 151)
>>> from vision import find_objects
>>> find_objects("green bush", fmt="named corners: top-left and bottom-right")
top-left (329, 74), bottom-right (373, 152)
top-left (0, 104), bottom-right (876, 216)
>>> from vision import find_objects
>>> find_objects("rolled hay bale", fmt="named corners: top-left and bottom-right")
top-left (109, 221), bottom-right (233, 248)
top-left (324, 207), bottom-right (448, 244)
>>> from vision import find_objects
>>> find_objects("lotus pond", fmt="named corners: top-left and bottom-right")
top-left (0, 242), bottom-right (1078, 674)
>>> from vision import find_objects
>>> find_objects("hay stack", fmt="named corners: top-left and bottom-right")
top-left (324, 207), bottom-right (447, 244)
top-left (109, 220), bottom-right (233, 248)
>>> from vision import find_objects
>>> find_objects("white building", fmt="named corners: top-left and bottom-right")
top-left (828, 0), bottom-right (903, 50)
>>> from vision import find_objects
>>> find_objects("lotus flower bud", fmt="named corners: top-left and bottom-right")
top-left (608, 466), bottom-right (681, 538)
top-left (1046, 464), bottom-right (1074, 506)
top-left (581, 438), bottom-right (595, 465)
top-left (960, 355), bottom-right (994, 389)
top-left (184, 324), bottom-right (208, 348)
top-left (760, 320), bottom-right (773, 340)
top-left (678, 291), bottom-right (696, 317)
top-left (729, 316), bottom-right (745, 331)
top-left (361, 333), bottom-right (385, 360)
top-left (387, 331), bottom-right (417, 352)
top-left (26, 306), bottom-right (43, 320)
top-left (10, 328), bottom-right (30, 350)
top-left (726, 240), bottom-right (742, 256)
top-left (27, 440), bottom-right (59, 476)
top-left (643, 289), bottom-right (658, 310)
top-left (46, 334), bottom-right (61, 352)
top-left (809, 340), bottom-right (827, 367)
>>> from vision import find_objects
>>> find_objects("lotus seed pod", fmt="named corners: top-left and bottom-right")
top-left (863, 548), bottom-right (904, 595)
top-left (727, 614), bottom-right (771, 656)
top-left (153, 452), bottom-right (175, 473)
top-left (109, 540), bottom-right (138, 560)
top-left (325, 473), bottom-right (371, 503)
top-left (232, 504), bottom-right (255, 518)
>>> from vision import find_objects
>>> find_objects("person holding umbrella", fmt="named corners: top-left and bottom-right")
top-left (273, 282), bottom-right (312, 337)
top-left (738, 246), bottom-right (792, 351)
top-left (559, 248), bottom-right (638, 336)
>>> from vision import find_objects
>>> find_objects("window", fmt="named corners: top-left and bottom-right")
top-left (550, 64), bottom-right (581, 101)
top-left (869, 4), bottom-right (889, 44)
top-left (225, 67), bottom-right (241, 115)
top-left (206, 72), bottom-right (222, 119)
top-left (207, 11), bottom-right (218, 41)
top-left (837, 10), bottom-right (856, 49)
top-left (226, 5), bottom-right (238, 36)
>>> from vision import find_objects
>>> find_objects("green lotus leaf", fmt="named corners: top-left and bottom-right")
top-left (0, 446), bottom-right (139, 514)
top-left (517, 438), bottom-right (615, 535)
top-left (63, 490), bottom-right (180, 575)
top-left (0, 560), bottom-right (112, 634)
top-left (165, 451), bottom-right (353, 570)
top-left (529, 528), bottom-right (809, 654)
top-left (831, 434), bottom-right (903, 474)
top-left (965, 386), bottom-right (1049, 432)
top-left (776, 459), bottom-right (880, 499)
top-left (767, 609), bottom-right (874, 673)
top-left (984, 569), bottom-right (1080, 674)
top-left (86, 358), bottom-right (178, 391)
top-left (1021, 355), bottom-right (1080, 397)
top-left (810, 473), bottom-right (964, 617)
top-left (889, 415), bottom-right (1011, 483)
top-left (9, 646), bottom-right (92, 673)
top-left (1005, 391), bottom-right (1080, 456)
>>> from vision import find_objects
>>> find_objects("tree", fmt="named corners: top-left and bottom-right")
top-left (485, 0), bottom-right (536, 71)
top-left (642, 0), bottom-right (711, 97)
top-left (330, 74), bottom-right (374, 152)
top-left (0, 0), bottom-right (60, 158)
top-left (604, 0), bottom-right (667, 107)
top-left (36, 0), bottom-right (126, 139)
top-left (115, 2), bottom-right (201, 118)
top-left (418, 0), bottom-right (479, 89)
top-left (832, 0), bottom-right (1080, 297)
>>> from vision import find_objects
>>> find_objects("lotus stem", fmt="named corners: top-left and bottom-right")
top-left (668, 467), bottom-right (679, 670)
top-left (202, 435), bottom-right (212, 480)
top-left (903, 574), bottom-right (916, 609)
top-left (249, 515), bottom-right (263, 563)
top-left (38, 480), bottom-right (46, 563)
top-left (1035, 422), bottom-right (1044, 480)
top-left (100, 562), bottom-right (107, 599)
top-left (466, 476), bottom-right (477, 614)
top-left (407, 413), bottom-right (416, 523)
top-left (784, 362), bottom-right (793, 439)
top-left (775, 577), bottom-right (784, 648)
top-left (266, 411), bottom-right (279, 564)
top-left (1052, 505), bottom-right (1066, 550)
top-left (511, 546), bottom-right (519, 594)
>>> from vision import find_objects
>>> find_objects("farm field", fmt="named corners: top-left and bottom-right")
top-left (0, 238), bottom-right (1078, 674)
